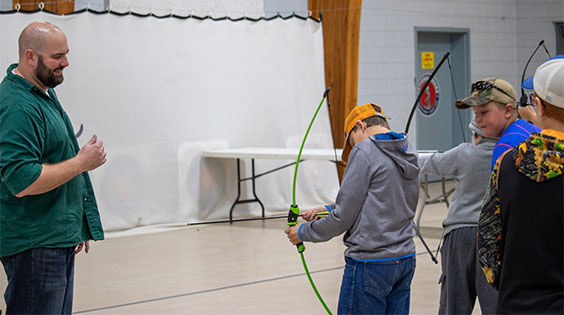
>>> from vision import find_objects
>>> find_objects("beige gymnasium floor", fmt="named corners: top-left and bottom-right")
top-left (0, 181), bottom-right (482, 314)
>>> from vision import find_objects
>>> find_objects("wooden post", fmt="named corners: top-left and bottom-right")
top-left (309, 0), bottom-right (362, 180)
top-left (13, 0), bottom-right (75, 15)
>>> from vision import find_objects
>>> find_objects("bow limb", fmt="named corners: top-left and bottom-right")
top-left (288, 88), bottom-right (330, 252)
top-left (403, 53), bottom-right (450, 265)
top-left (291, 88), bottom-right (331, 206)
top-left (405, 52), bottom-right (450, 134)
top-left (287, 88), bottom-right (333, 315)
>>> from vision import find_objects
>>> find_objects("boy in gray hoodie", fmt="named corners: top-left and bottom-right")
top-left (285, 103), bottom-right (420, 315)
top-left (419, 119), bottom-right (498, 314)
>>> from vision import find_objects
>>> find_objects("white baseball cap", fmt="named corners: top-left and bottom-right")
top-left (522, 55), bottom-right (564, 108)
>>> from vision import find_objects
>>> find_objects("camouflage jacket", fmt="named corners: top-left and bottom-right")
top-left (477, 130), bottom-right (564, 289)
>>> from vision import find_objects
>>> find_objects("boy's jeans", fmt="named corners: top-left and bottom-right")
top-left (338, 255), bottom-right (415, 315)
top-left (1, 247), bottom-right (76, 314)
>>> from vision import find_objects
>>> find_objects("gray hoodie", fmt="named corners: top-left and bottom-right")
top-left (299, 133), bottom-right (419, 261)
top-left (419, 138), bottom-right (495, 235)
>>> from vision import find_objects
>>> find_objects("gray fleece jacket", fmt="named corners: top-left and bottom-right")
top-left (299, 133), bottom-right (420, 261)
top-left (418, 138), bottom-right (495, 235)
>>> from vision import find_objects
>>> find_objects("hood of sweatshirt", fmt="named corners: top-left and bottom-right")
top-left (369, 132), bottom-right (420, 180)
top-left (513, 130), bottom-right (564, 183)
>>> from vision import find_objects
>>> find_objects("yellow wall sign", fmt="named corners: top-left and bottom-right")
top-left (421, 52), bottom-right (434, 69)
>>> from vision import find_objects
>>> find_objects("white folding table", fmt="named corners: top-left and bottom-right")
top-left (203, 148), bottom-right (342, 223)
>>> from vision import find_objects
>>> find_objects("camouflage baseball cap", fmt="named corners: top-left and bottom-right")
top-left (455, 78), bottom-right (516, 109)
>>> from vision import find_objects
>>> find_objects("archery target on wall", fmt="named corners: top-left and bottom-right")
top-left (416, 73), bottom-right (440, 117)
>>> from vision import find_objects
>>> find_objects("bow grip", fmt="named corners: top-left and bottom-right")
top-left (288, 204), bottom-right (300, 226)
top-left (288, 204), bottom-right (306, 253)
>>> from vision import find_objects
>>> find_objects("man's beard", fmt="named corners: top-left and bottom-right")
top-left (35, 55), bottom-right (64, 88)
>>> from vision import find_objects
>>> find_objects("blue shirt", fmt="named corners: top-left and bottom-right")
top-left (492, 119), bottom-right (541, 170)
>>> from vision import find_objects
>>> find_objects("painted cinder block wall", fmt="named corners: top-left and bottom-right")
top-left (357, 0), bottom-right (562, 147)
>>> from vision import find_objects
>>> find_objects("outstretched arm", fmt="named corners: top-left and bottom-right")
top-left (299, 150), bottom-right (370, 243)
top-left (419, 145), bottom-right (462, 177)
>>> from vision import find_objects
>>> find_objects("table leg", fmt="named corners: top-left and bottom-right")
top-left (251, 159), bottom-right (266, 218)
top-left (229, 158), bottom-right (266, 223)
top-left (229, 158), bottom-right (242, 224)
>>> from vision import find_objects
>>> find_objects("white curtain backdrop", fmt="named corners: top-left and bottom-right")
top-left (0, 12), bottom-right (340, 231)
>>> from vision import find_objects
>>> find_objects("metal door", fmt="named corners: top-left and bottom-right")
top-left (415, 29), bottom-right (470, 151)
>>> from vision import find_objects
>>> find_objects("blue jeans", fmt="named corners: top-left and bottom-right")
top-left (338, 256), bottom-right (416, 315)
top-left (1, 247), bottom-right (76, 314)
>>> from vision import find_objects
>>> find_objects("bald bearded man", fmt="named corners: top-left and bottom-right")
top-left (0, 22), bottom-right (106, 314)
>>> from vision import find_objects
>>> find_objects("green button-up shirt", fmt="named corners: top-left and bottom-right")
top-left (0, 64), bottom-right (104, 257)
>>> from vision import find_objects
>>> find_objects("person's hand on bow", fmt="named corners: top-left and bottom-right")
top-left (302, 206), bottom-right (327, 221)
top-left (284, 225), bottom-right (301, 245)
